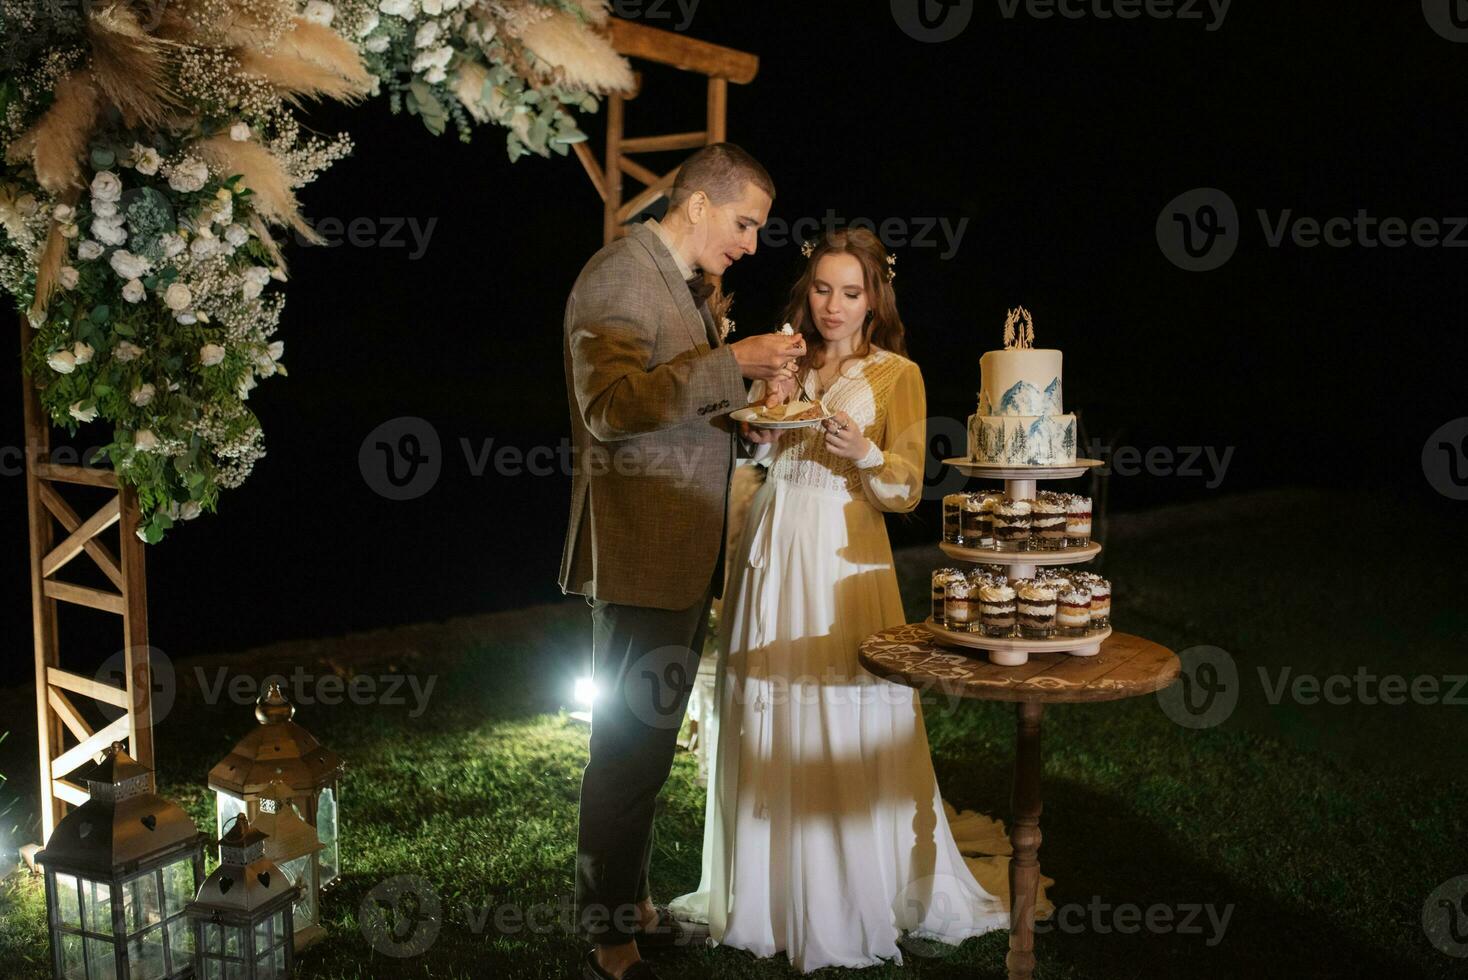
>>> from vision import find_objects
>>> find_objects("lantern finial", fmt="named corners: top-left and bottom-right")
top-left (256, 682), bottom-right (295, 725)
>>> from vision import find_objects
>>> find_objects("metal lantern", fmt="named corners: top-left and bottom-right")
top-left (185, 815), bottom-right (300, 980)
top-left (250, 780), bottom-right (325, 951)
top-left (35, 741), bottom-right (206, 980)
top-left (208, 684), bottom-right (344, 891)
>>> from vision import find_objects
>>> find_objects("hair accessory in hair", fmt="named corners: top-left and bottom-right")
top-left (885, 251), bottom-right (897, 283)
top-left (800, 239), bottom-right (816, 258)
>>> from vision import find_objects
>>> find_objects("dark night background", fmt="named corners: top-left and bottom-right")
top-left (3, 1), bottom-right (1465, 684)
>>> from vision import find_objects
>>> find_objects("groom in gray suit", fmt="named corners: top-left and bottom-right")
top-left (560, 143), bottom-right (800, 980)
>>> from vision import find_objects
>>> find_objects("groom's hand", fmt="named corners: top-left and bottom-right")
top-left (731, 333), bottom-right (803, 382)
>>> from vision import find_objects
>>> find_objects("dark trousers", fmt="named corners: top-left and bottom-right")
top-left (573, 580), bottom-right (714, 946)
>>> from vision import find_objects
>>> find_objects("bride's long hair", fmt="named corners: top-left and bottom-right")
top-left (780, 227), bottom-right (907, 380)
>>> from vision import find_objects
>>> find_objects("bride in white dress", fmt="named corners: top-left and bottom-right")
top-left (670, 229), bottom-right (1049, 972)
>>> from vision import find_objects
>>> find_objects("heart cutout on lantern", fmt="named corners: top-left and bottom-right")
top-left (78, 821), bottom-right (93, 838)
top-left (218, 876), bottom-right (234, 894)
top-left (257, 871), bottom-right (271, 888)
top-left (140, 814), bottom-right (157, 831)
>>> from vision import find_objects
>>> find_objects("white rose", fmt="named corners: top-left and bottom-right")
top-left (180, 501), bottom-right (202, 520)
top-left (48, 350), bottom-right (76, 374)
top-left (135, 147), bottom-right (162, 176)
top-left (113, 341), bottom-right (144, 362)
top-left (421, 0), bottom-right (441, 14)
top-left (379, 0), bottom-right (414, 16)
top-left (190, 235), bottom-right (218, 259)
top-left (424, 64), bottom-right (447, 84)
top-left (58, 265), bottom-right (79, 289)
top-left (304, 0), bottom-right (335, 25)
top-left (414, 20), bottom-right (440, 47)
top-left (130, 383), bottom-right (155, 406)
top-left (122, 278), bottom-right (145, 303)
top-left (176, 312), bottom-right (197, 325)
top-left (91, 199), bottom-right (118, 218)
top-left (357, 10), bottom-right (379, 34)
top-left (160, 232), bottom-right (185, 257)
top-left (133, 429), bottom-right (158, 452)
top-left (59, 222), bottom-right (79, 239)
top-left (237, 374), bottom-right (257, 399)
top-left (163, 282), bottom-right (192, 310)
top-left (69, 401), bottom-right (98, 423)
top-left (267, 340), bottom-right (284, 360)
top-left (224, 223), bottom-right (249, 247)
top-left (71, 341), bottom-right (93, 364)
top-left (92, 217), bottom-right (127, 246)
top-left (52, 203), bottom-right (74, 224)
top-left (242, 277), bottom-right (264, 300)
top-left (200, 343), bottom-right (226, 366)
top-left (109, 249), bottom-right (151, 280)
top-left (229, 121), bottom-right (251, 142)
top-left (77, 240), bottom-right (103, 261)
top-left (167, 158), bottom-right (210, 193)
top-left (90, 171), bottom-right (122, 202)
top-left (365, 34), bottom-right (390, 52)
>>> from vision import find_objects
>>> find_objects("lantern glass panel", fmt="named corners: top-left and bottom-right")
top-left (127, 924), bottom-right (167, 980)
top-left (226, 957), bottom-right (247, 980)
top-left (83, 877), bottom-right (114, 935)
top-left (254, 949), bottom-right (280, 980)
top-left (162, 858), bottom-right (194, 917)
top-left (85, 935), bottom-right (118, 980)
top-left (201, 959), bottom-right (222, 980)
top-left (167, 914), bottom-right (194, 963)
top-left (55, 872), bottom-right (82, 928)
top-left (202, 921), bottom-right (221, 954)
top-left (223, 923), bottom-right (244, 958)
top-left (216, 793), bottom-right (247, 839)
top-left (60, 932), bottom-right (85, 979)
top-left (280, 854), bottom-right (317, 927)
top-left (253, 912), bottom-right (271, 949)
top-left (124, 871), bottom-right (163, 933)
top-left (316, 787), bottom-right (339, 882)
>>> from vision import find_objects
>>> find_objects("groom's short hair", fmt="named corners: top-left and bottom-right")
top-left (669, 143), bottom-right (775, 208)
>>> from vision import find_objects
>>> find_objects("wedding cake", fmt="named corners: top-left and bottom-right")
top-left (967, 307), bottom-right (1077, 466)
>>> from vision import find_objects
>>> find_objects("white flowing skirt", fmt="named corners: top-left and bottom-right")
top-left (670, 477), bottom-right (1051, 973)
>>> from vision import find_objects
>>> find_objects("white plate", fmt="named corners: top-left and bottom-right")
top-left (731, 406), bottom-right (834, 429)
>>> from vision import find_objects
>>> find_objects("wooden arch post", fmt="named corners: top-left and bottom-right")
top-left (575, 19), bottom-right (760, 245)
top-left (19, 313), bottom-right (154, 843)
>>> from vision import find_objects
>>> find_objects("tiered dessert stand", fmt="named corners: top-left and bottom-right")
top-left (926, 456), bottom-right (1107, 665)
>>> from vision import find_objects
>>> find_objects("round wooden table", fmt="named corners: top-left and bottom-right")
top-left (859, 624), bottom-right (1180, 980)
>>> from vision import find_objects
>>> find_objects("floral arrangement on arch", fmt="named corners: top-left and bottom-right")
top-left (0, 0), bottom-right (631, 541)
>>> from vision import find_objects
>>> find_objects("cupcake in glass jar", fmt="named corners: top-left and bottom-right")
top-left (1066, 495), bottom-right (1093, 547)
top-left (944, 578), bottom-right (982, 632)
top-left (1015, 579), bottom-right (1058, 638)
top-left (942, 493), bottom-right (965, 545)
top-left (1033, 492), bottom-right (1068, 550)
top-left (1088, 577), bottom-right (1112, 628)
top-left (977, 491), bottom-right (1001, 548)
top-left (993, 497), bottom-right (1033, 551)
top-left (931, 568), bottom-right (968, 625)
top-left (979, 581), bottom-right (1017, 637)
top-left (1056, 584), bottom-right (1093, 636)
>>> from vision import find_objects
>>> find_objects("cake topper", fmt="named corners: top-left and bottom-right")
top-left (1003, 306), bottom-right (1034, 350)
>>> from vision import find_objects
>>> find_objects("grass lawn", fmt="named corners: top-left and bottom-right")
top-left (0, 487), bottom-right (1463, 979)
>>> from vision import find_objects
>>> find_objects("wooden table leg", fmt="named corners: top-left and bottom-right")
top-left (1006, 700), bottom-right (1043, 980)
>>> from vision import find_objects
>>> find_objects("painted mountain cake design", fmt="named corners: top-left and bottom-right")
top-left (967, 307), bottom-right (1078, 466)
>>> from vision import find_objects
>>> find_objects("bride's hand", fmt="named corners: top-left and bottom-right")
top-left (741, 420), bottom-right (782, 445)
top-left (822, 410), bottom-right (870, 461)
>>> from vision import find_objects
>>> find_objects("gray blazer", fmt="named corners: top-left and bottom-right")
top-left (559, 221), bottom-right (748, 610)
